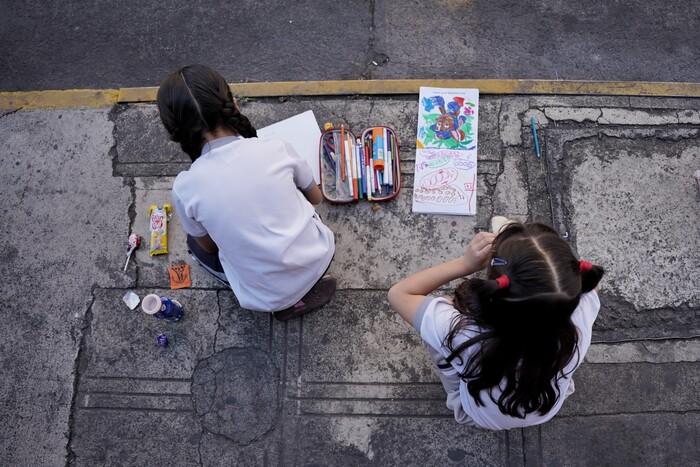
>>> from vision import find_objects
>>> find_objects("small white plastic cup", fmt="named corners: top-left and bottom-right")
top-left (141, 294), bottom-right (162, 315)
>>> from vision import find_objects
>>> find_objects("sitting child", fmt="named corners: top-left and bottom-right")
top-left (388, 221), bottom-right (604, 429)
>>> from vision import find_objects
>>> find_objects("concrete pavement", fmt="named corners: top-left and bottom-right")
top-left (0, 92), bottom-right (698, 466)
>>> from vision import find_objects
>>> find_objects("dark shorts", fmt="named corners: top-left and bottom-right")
top-left (186, 235), bottom-right (230, 286)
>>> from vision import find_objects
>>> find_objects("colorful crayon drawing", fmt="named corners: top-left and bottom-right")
top-left (413, 87), bottom-right (479, 216)
top-left (412, 148), bottom-right (477, 215)
top-left (417, 87), bottom-right (478, 150)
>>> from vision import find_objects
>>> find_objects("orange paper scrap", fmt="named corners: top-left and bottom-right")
top-left (169, 264), bottom-right (191, 289)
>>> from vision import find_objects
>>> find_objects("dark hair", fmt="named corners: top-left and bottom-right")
top-left (156, 64), bottom-right (257, 161)
top-left (447, 222), bottom-right (604, 418)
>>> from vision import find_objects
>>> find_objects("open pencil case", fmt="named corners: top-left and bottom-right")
top-left (319, 125), bottom-right (401, 203)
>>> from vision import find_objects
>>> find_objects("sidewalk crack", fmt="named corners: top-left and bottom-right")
top-left (0, 107), bottom-right (23, 119)
top-left (65, 284), bottom-right (98, 466)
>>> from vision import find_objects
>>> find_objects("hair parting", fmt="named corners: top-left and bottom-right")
top-left (157, 64), bottom-right (258, 161)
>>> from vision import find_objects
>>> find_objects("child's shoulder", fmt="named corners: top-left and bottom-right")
top-left (576, 291), bottom-right (601, 316)
top-left (572, 290), bottom-right (601, 330)
top-left (426, 296), bottom-right (482, 332)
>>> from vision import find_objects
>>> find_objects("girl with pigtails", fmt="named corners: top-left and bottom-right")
top-left (157, 65), bottom-right (336, 321)
top-left (388, 221), bottom-right (604, 429)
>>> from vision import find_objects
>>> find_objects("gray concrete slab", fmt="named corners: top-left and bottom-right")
top-left (587, 338), bottom-right (700, 364)
top-left (81, 288), bottom-right (219, 379)
top-left (282, 416), bottom-right (511, 466)
top-left (559, 362), bottom-right (700, 416)
top-left (541, 413), bottom-right (700, 467)
top-left (0, 109), bottom-right (130, 465)
top-left (2, 95), bottom-right (700, 466)
top-left (70, 410), bottom-right (202, 466)
top-left (544, 126), bottom-right (700, 340)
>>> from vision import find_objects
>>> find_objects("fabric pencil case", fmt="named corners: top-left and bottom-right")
top-left (319, 125), bottom-right (401, 203)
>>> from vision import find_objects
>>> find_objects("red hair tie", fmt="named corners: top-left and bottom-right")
top-left (495, 275), bottom-right (510, 289)
top-left (579, 260), bottom-right (593, 272)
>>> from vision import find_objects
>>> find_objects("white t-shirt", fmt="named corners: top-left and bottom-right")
top-left (416, 291), bottom-right (600, 430)
top-left (172, 136), bottom-right (335, 312)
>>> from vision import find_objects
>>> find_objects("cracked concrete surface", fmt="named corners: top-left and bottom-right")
top-left (1, 96), bottom-right (699, 466)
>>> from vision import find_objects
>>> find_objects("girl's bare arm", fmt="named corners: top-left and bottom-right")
top-left (388, 232), bottom-right (495, 325)
top-left (301, 183), bottom-right (323, 205)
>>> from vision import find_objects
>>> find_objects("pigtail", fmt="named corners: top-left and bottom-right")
top-left (173, 127), bottom-right (207, 161)
top-left (453, 277), bottom-right (504, 318)
top-left (220, 101), bottom-right (257, 138)
top-left (580, 263), bottom-right (605, 293)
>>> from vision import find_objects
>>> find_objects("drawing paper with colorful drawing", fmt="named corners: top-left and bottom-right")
top-left (413, 87), bottom-right (479, 215)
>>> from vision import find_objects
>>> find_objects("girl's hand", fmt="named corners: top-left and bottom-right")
top-left (462, 232), bottom-right (496, 274)
top-left (389, 231), bottom-right (494, 326)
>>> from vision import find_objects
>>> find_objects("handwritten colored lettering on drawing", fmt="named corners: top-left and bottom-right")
top-left (415, 149), bottom-right (476, 173)
top-left (413, 185), bottom-right (467, 206)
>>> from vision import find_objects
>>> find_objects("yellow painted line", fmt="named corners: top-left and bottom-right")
top-left (118, 87), bottom-right (158, 103)
top-left (3, 79), bottom-right (700, 110)
top-left (0, 89), bottom-right (119, 110)
top-left (119, 79), bottom-right (700, 102)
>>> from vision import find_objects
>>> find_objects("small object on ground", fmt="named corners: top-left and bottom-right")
top-left (122, 291), bottom-right (140, 310)
top-left (371, 204), bottom-right (381, 212)
top-left (694, 170), bottom-right (700, 194)
top-left (169, 263), bottom-right (192, 289)
top-left (530, 117), bottom-right (541, 158)
top-left (148, 204), bottom-right (171, 256)
top-left (157, 334), bottom-right (169, 347)
top-left (141, 294), bottom-right (184, 321)
top-left (123, 234), bottom-right (141, 271)
top-left (491, 216), bottom-right (514, 234)
top-left (274, 275), bottom-right (337, 322)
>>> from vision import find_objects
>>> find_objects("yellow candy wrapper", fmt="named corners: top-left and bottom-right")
top-left (148, 204), bottom-right (171, 256)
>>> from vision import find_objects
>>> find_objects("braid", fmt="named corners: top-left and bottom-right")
top-left (157, 65), bottom-right (258, 160)
top-left (157, 71), bottom-right (207, 161)
top-left (220, 100), bottom-right (257, 138)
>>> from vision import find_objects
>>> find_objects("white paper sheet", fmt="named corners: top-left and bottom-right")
top-left (257, 110), bottom-right (322, 184)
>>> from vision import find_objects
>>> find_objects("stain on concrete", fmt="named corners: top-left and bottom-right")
top-left (192, 348), bottom-right (279, 445)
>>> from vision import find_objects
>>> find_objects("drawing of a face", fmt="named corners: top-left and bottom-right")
top-left (435, 114), bottom-right (454, 132)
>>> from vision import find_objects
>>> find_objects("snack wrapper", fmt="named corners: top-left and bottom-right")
top-left (148, 204), bottom-right (171, 256)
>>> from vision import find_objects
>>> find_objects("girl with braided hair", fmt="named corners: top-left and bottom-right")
top-left (157, 65), bottom-right (336, 321)
top-left (388, 222), bottom-right (604, 429)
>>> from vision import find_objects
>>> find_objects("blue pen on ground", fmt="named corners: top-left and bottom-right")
top-left (531, 117), bottom-right (541, 158)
